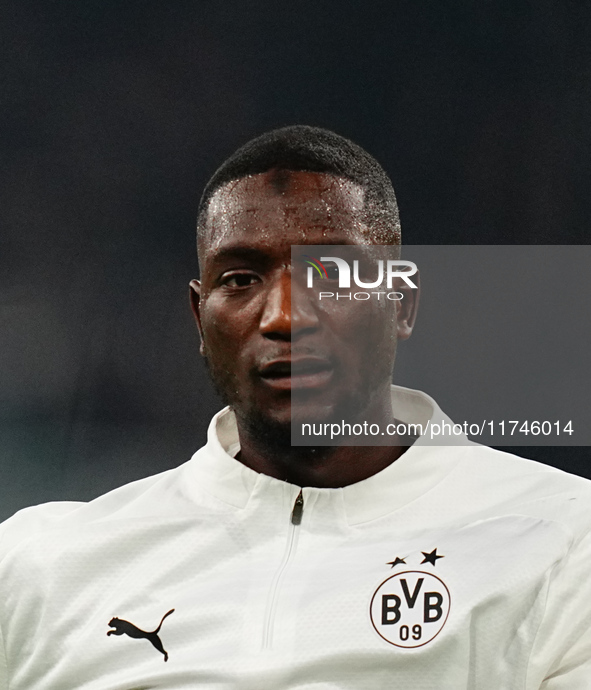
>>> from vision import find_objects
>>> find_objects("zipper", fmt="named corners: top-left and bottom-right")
top-left (291, 489), bottom-right (304, 525)
top-left (261, 489), bottom-right (304, 649)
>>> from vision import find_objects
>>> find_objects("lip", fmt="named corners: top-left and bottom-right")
top-left (258, 357), bottom-right (334, 390)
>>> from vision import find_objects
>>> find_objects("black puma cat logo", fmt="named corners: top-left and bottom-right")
top-left (107, 608), bottom-right (175, 661)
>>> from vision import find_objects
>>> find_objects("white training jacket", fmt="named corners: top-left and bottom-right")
top-left (1, 386), bottom-right (591, 689)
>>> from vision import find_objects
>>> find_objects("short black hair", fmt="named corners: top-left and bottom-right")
top-left (197, 125), bottom-right (401, 246)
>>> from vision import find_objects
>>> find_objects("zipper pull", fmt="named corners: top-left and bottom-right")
top-left (291, 489), bottom-right (304, 525)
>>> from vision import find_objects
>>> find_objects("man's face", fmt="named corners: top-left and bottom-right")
top-left (191, 170), bottom-right (412, 440)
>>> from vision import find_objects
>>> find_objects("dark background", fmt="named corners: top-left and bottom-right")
top-left (1, 0), bottom-right (590, 520)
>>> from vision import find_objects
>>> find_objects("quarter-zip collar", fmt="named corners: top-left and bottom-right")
top-left (186, 385), bottom-right (469, 526)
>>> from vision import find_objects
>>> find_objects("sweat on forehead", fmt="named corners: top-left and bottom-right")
top-left (198, 169), bottom-right (390, 257)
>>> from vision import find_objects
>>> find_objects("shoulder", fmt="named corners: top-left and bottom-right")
top-left (0, 458), bottom-right (197, 562)
top-left (458, 443), bottom-right (591, 493)
top-left (446, 443), bottom-right (591, 538)
top-left (0, 501), bottom-right (82, 557)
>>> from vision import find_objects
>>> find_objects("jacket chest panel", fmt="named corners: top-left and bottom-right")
top-left (3, 513), bottom-right (568, 689)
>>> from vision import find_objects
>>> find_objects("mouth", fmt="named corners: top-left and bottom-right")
top-left (258, 357), bottom-right (334, 390)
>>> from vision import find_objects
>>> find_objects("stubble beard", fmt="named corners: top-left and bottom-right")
top-left (204, 353), bottom-right (393, 452)
top-left (202, 354), bottom-right (289, 446)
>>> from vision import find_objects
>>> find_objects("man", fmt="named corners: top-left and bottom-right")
top-left (1, 126), bottom-right (590, 689)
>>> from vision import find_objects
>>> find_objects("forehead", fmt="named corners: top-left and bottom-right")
top-left (200, 170), bottom-right (370, 261)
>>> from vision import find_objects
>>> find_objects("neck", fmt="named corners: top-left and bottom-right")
top-left (236, 441), bottom-right (409, 489)
top-left (234, 387), bottom-right (410, 488)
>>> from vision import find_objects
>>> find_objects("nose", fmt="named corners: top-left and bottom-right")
top-left (259, 269), bottom-right (319, 341)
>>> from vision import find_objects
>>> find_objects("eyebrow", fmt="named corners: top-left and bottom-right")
top-left (301, 238), bottom-right (360, 247)
top-left (209, 245), bottom-right (271, 264)
top-left (209, 238), bottom-right (359, 262)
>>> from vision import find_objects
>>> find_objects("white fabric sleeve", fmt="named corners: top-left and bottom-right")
top-left (529, 530), bottom-right (591, 689)
top-left (0, 617), bottom-right (7, 690)
top-left (0, 501), bottom-right (80, 690)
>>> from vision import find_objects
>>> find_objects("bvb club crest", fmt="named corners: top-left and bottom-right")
top-left (370, 570), bottom-right (451, 648)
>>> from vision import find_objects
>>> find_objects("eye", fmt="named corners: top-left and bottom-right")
top-left (221, 271), bottom-right (260, 289)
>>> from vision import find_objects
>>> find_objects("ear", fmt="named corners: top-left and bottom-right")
top-left (189, 280), bottom-right (206, 356)
top-left (395, 270), bottom-right (420, 341)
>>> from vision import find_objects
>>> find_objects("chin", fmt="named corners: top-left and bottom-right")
top-left (236, 406), bottom-right (293, 448)
top-left (290, 400), bottom-right (339, 427)
top-left (292, 386), bottom-right (373, 425)
top-left (235, 383), bottom-right (383, 449)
